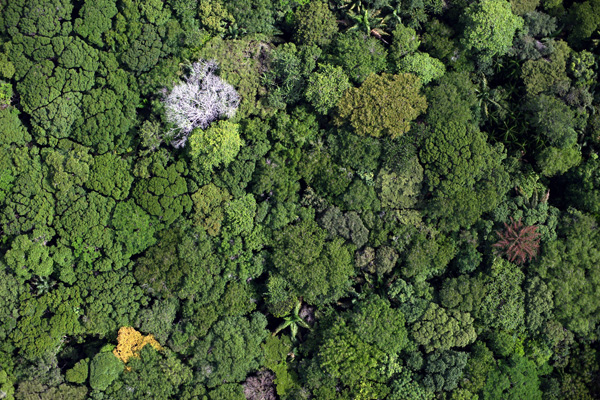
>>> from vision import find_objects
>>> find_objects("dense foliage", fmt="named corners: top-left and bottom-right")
top-left (0, 0), bottom-right (599, 399)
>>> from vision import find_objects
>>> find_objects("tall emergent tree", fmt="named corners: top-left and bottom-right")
top-left (335, 73), bottom-right (427, 138)
top-left (163, 60), bottom-right (240, 147)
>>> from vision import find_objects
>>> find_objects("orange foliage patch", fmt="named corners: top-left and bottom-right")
top-left (113, 326), bottom-right (163, 363)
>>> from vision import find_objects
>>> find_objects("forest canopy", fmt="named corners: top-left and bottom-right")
top-left (0, 0), bottom-right (599, 399)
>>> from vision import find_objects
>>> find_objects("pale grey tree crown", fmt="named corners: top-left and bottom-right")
top-left (163, 60), bottom-right (240, 148)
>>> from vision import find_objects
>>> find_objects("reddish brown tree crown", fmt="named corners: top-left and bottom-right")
top-left (493, 217), bottom-right (541, 264)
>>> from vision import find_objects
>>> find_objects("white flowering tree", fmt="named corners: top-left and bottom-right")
top-left (163, 60), bottom-right (240, 148)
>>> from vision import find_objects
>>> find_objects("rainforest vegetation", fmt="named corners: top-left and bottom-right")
top-left (0, 0), bottom-right (600, 399)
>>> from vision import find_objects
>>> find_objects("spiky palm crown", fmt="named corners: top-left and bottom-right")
top-left (493, 217), bottom-right (541, 264)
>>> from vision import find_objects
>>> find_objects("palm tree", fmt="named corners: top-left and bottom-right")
top-left (31, 275), bottom-right (53, 296)
top-left (272, 300), bottom-right (311, 340)
top-left (333, 0), bottom-right (365, 14)
top-left (336, 0), bottom-right (397, 43)
top-left (345, 7), bottom-right (391, 43)
top-left (475, 74), bottom-right (506, 121)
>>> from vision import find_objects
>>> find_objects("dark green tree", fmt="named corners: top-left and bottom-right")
top-left (191, 313), bottom-right (268, 388)
top-left (305, 64), bottom-right (351, 115)
top-left (411, 303), bottom-right (477, 353)
top-left (329, 31), bottom-right (388, 84)
top-left (533, 209), bottom-right (600, 337)
top-left (270, 218), bottom-right (355, 305)
top-left (89, 351), bottom-right (123, 391)
top-left (420, 121), bottom-right (510, 231)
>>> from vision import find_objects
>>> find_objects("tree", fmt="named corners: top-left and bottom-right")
top-left (9, 284), bottom-right (84, 358)
top-left (439, 274), bottom-right (486, 316)
top-left (420, 120), bottom-right (510, 231)
top-left (317, 318), bottom-right (390, 396)
top-left (262, 43), bottom-right (319, 109)
top-left (197, 37), bottom-right (268, 118)
top-left (0, 51), bottom-right (15, 80)
top-left (329, 31), bottom-right (388, 84)
top-left (65, 359), bottom-right (89, 385)
top-left (270, 218), bottom-right (355, 305)
top-left (104, 0), bottom-right (181, 75)
top-left (349, 295), bottom-right (409, 355)
top-left (493, 217), bottom-right (541, 264)
top-left (0, 267), bottom-right (21, 343)
top-left (14, 382), bottom-right (87, 400)
top-left (268, 106), bottom-right (321, 147)
top-left (54, 191), bottom-right (116, 269)
top-left (565, 156), bottom-right (600, 215)
top-left (108, 347), bottom-right (191, 399)
top-left (0, 81), bottom-right (12, 108)
top-left (261, 334), bottom-right (301, 397)
top-left (536, 145), bottom-right (582, 177)
top-left (225, 0), bottom-right (275, 36)
top-left (524, 276), bottom-right (554, 335)
top-left (425, 71), bottom-right (479, 127)
top-left (520, 40), bottom-right (570, 96)
top-left (401, 228), bottom-right (457, 281)
top-left (340, 178), bottom-right (380, 212)
top-left (78, 268), bottom-right (150, 337)
top-left (461, 0), bottom-right (524, 64)
top-left (198, 0), bottom-right (234, 36)
top-left (131, 153), bottom-right (192, 226)
top-left (510, 0), bottom-right (540, 14)
top-left (397, 52), bottom-right (446, 84)
top-left (509, 12), bottom-right (556, 61)
top-left (86, 153), bottom-right (134, 201)
top-left (390, 23), bottom-right (421, 63)
top-left (411, 303), bottom-right (477, 353)
top-left (74, 0), bottom-right (118, 48)
top-left (567, 0), bottom-right (600, 47)
top-left (478, 258), bottom-right (526, 332)
top-left (1, 147), bottom-right (55, 237)
top-left (0, 107), bottom-right (30, 146)
top-left (525, 94), bottom-right (579, 149)
top-left (389, 369), bottom-right (435, 400)
top-left (189, 120), bottom-right (243, 171)
top-left (330, 130), bottom-right (382, 173)
top-left (294, 1), bottom-right (338, 47)
top-left (89, 351), bottom-right (123, 391)
top-left (208, 384), bottom-right (246, 400)
top-left (533, 209), bottom-right (600, 337)
top-left (112, 199), bottom-right (158, 261)
top-left (0, 368), bottom-right (15, 400)
top-left (191, 313), bottom-right (268, 388)
top-left (319, 206), bottom-right (369, 248)
top-left (376, 156), bottom-right (423, 210)
top-left (336, 73), bottom-right (427, 139)
top-left (4, 234), bottom-right (53, 281)
top-left (43, 145), bottom-right (91, 196)
top-left (163, 60), bottom-right (240, 148)
top-left (243, 370), bottom-right (276, 400)
top-left (420, 350), bottom-right (469, 393)
top-left (305, 64), bottom-right (351, 115)
top-left (191, 183), bottom-right (231, 236)
top-left (3, 0), bottom-right (140, 152)
top-left (482, 355), bottom-right (545, 400)
top-left (112, 326), bottom-right (163, 364)
top-left (273, 300), bottom-right (311, 340)
top-left (70, 53), bottom-right (140, 153)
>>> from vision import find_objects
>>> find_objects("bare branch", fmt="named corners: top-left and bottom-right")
top-left (163, 60), bottom-right (240, 148)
